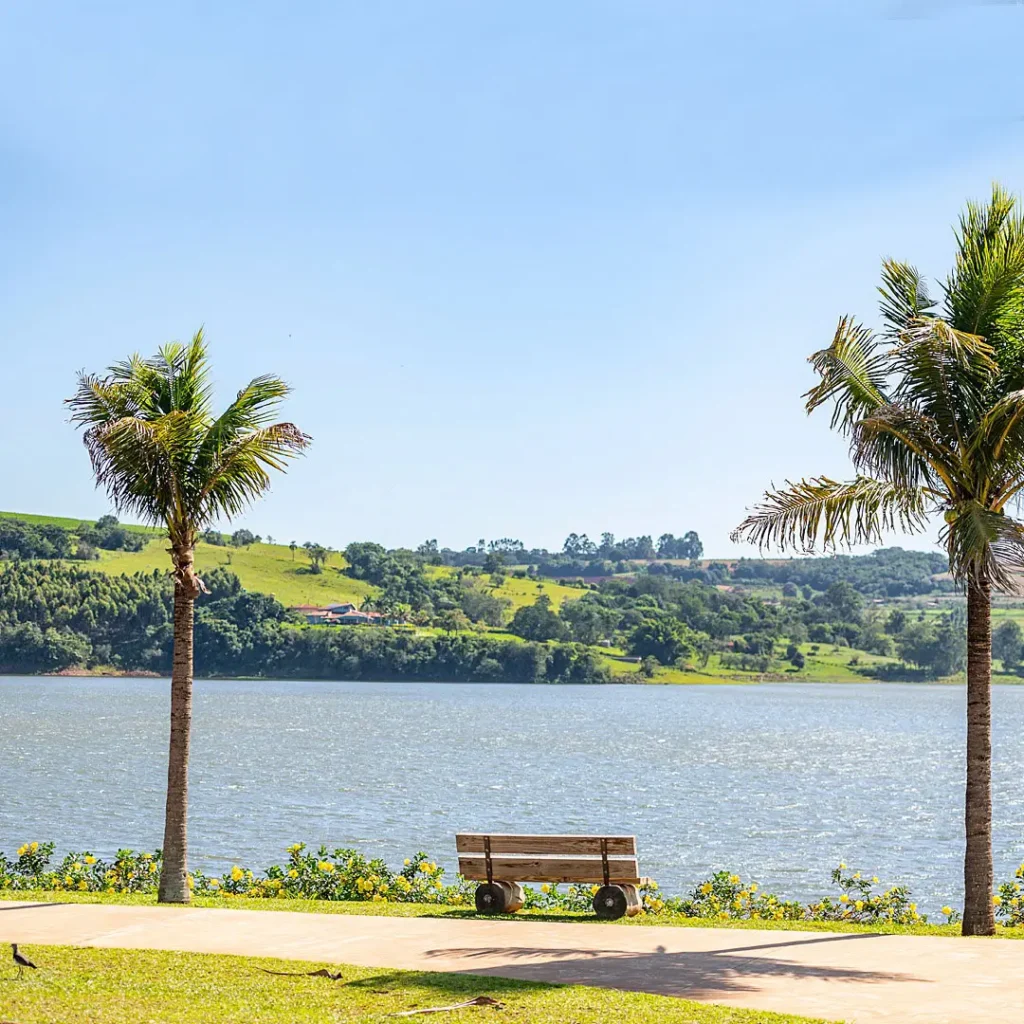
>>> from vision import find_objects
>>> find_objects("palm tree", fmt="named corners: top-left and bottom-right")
top-left (68, 330), bottom-right (309, 903)
top-left (732, 186), bottom-right (1024, 936)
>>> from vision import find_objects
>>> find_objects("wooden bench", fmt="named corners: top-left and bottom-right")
top-left (456, 833), bottom-right (645, 919)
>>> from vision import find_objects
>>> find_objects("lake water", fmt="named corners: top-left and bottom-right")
top-left (1, 678), bottom-right (1022, 910)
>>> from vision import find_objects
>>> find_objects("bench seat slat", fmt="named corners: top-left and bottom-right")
top-left (455, 834), bottom-right (636, 857)
top-left (459, 855), bottom-right (640, 884)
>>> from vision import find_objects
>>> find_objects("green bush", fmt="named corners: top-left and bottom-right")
top-left (10, 840), bottom-right (1016, 926)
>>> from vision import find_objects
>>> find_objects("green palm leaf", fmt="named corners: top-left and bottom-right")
top-left (730, 475), bottom-right (929, 553)
top-left (804, 316), bottom-right (889, 430)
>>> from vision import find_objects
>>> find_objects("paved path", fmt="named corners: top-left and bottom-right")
top-left (3, 901), bottom-right (1023, 1023)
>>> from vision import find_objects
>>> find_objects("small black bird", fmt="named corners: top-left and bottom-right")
top-left (12, 943), bottom-right (38, 979)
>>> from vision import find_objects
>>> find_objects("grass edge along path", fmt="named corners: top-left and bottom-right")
top-left (4, 889), bottom-right (1023, 939)
top-left (0, 944), bottom-right (832, 1024)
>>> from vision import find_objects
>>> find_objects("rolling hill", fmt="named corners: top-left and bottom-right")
top-left (0, 511), bottom-right (586, 610)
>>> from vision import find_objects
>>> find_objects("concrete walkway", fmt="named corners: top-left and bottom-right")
top-left (2, 901), bottom-right (1023, 1023)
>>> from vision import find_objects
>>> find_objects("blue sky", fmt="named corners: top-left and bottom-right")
top-left (3, 0), bottom-right (1024, 555)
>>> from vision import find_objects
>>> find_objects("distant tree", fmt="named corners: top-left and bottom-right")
top-left (78, 514), bottom-right (147, 552)
top-left (460, 586), bottom-right (510, 626)
top-left (680, 531), bottom-right (703, 561)
top-left (563, 533), bottom-right (597, 557)
top-left (885, 609), bottom-right (907, 635)
top-left (289, 540), bottom-right (297, 561)
top-left (628, 617), bottom-right (700, 665)
top-left (231, 529), bottom-right (257, 547)
top-left (559, 598), bottom-right (612, 645)
top-left (782, 581), bottom-right (798, 598)
top-left (820, 581), bottom-right (863, 624)
top-left (632, 535), bottom-right (656, 560)
top-left (303, 542), bottom-right (328, 574)
top-left (266, 535), bottom-right (274, 545)
top-left (437, 609), bottom-right (471, 635)
top-left (483, 551), bottom-right (506, 574)
top-left (71, 541), bottom-right (99, 561)
top-left (202, 528), bottom-right (225, 546)
top-left (417, 539), bottom-right (442, 565)
top-left (993, 620), bottom-right (1023, 672)
top-left (509, 594), bottom-right (567, 642)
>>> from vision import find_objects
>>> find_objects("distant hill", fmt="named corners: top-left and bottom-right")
top-left (0, 509), bottom-right (157, 534)
top-left (0, 511), bottom-right (585, 610)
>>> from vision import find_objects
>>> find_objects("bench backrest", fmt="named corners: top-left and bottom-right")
top-left (456, 833), bottom-right (640, 884)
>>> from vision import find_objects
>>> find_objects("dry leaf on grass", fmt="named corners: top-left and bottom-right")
top-left (257, 967), bottom-right (344, 981)
top-left (388, 995), bottom-right (505, 1016)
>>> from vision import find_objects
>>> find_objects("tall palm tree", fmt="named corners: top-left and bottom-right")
top-left (68, 331), bottom-right (310, 903)
top-left (732, 186), bottom-right (1024, 936)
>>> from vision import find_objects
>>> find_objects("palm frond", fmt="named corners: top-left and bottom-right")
top-left (730, 475), bottom-right (929, 553)
top-left (890, 318), bottom-right (996, 445)
top-left (197, 375), bottom-right (294, 466)
top-left (942, 502), bottom-right (1024, 591)
top-left (199, 423), bottom-right (310, 522)
top-left (877, 259), bottom-right (935, 337)
top-left (966, 388), bottom-right (1024, 483)
top-left (804, 317), bottom-right (889, 430)
top-left (81, 416), bottom-right (178, 526)
top-left (943, 183), bottom-right (1024, 354)
top-left (851, 404), bottom-right (955, 493)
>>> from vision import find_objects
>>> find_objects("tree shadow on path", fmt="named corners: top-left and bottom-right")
top-left (423, 932), bottom-right (927, 1000)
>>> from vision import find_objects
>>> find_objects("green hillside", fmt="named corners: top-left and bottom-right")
top-left (0, 511), bottom-right (587, 611)
top-left (1, 509), bottom-right (990, 686)
top-left (0, 509), bottom-right (157, 534)
top-left (90, 539), bottom-right (377, 608)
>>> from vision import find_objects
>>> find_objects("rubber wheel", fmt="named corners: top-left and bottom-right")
top-left (475, 882), bottom-right (509, 914)
top-left (593, 884), bottom-right (628, 920)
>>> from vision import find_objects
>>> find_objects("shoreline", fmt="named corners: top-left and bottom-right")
top-left (19, 669), bottom-right (1017, 685)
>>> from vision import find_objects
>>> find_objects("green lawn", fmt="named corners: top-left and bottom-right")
top-left (0, 945), bottom-right (828, 1024)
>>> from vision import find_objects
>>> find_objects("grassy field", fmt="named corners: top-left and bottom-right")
top-left (0, 944), bottom-right (827, 1024)
top-left (489, 574), bottom-right (586, 610)
top-left (85, 538), bottom-right (377, 607)
top-left (19, 520), bottom-right (587, 612)
top-left (599, 643), bottom-right (898, 685)
top-left (0, 509), bottom-right (158, 534)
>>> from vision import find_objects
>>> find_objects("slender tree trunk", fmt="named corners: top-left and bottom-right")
top-left (158, 547), bottom-right (200, 904)
top-left (962, 574), bottom-right (995, 936)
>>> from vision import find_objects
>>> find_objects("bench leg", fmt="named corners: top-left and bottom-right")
top-left (500, 881), bottom-right (524, 913)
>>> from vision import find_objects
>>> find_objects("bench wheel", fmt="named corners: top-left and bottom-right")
top-left (593, 884), bottom-right (628, 920)
top-left (475, 882), bottom-right (508, 914)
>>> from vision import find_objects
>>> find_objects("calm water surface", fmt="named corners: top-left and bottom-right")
top-left (1, 678), bottom-right (1022, 910)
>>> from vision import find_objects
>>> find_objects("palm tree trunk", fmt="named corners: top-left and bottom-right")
top-left (157, 548), bottom-right (200, 904)
top-left (962, 574), bottom-right (995, 936)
